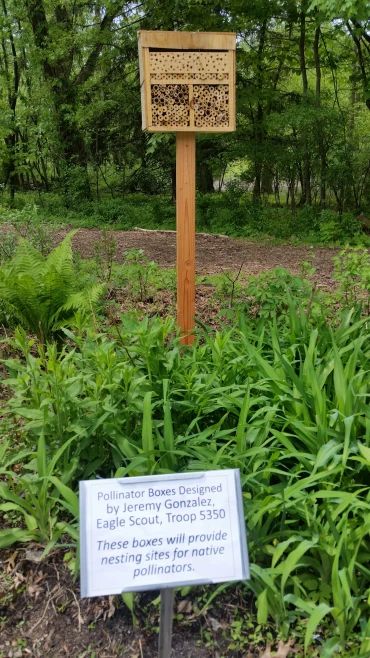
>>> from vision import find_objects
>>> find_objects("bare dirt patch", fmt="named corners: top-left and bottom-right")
top-left (0, 549), bottom-right (286, 658)
top-left (55, 227), bottom-right (338, 290)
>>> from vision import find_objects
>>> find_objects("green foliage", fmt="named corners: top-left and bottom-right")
top-left (309, 0), bottom-right (369, 19)
top-left (0, 432), bottom-right (78, 552)
top-left (0, 204), bottom-right (55, 255)
top-left (0, 229), bottom-right (18, 264)
top-left (333, 246), bottom-right (370, 313)
top-left (0, 244), bottom-right (369, 653)
top-left (93, 229), bottom-right (117, 283)
top-left (243, 268), bottom-right (316, 320)
top-left (60, 165), bottom-right (92, 208)
top-left (0, 231), bottom-right (104, 342)
top-left (119, 248), bottom-right (161, 302)
top-left (319, 211), bottom-right (361, 244)
top-left (3, 194), bottom-right (368, 245)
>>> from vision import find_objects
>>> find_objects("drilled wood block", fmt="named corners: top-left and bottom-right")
top-left (138, 31), bottom-right (236, 133)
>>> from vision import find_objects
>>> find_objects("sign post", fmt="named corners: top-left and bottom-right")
top-left (158, 587), bottom-right (175, 657)
top-left (80, 470), bottom-right (249, 657)
top-left (138, 30), bottom-right (236, 344)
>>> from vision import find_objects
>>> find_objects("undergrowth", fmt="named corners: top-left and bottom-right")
top-left (0, 193), bottom-right (368, 245)
top-left (0, 234), bottom-right (369, 656)
top-left (0, 299), bottom-right (369, 655)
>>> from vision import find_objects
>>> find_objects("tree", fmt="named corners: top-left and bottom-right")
top-left (0, 0), bottom-right (22, 201)
top-left (310, 0), bottom-right (370, 109)
top-left (24, 0), bottom-right (138, 197)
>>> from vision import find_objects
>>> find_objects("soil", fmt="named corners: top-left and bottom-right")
top-left (0, 548), bottom-right (281, 658)
top-left (0, 228), bottom-right (337, 657)
top-left (57, 227), bottom-right (338, 290)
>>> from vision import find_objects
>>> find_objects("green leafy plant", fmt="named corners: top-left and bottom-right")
top-left (2, 305), bottom-right (369, 653)
top-left (333, 246), bottom-right (370, 313)
top-left (121, 248), bottom-right (160, 301)
top-left (93, 229), bottom-right (117, 283)
top-left (242, 267), bottom-right (317, 321)
top-left (0, 231), bottom-right (104, 342)
top-left (0, 204), bottom-right (56, 255)
top-left (0, 229), bottom-right (18, 264)
top-left (0, 433), bottom-right (78, 552)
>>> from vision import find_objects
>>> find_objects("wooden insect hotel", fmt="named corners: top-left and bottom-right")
top-left (138, 31), bottom-right (236, 132)
top-left (138, 31), bottom-right (236, 344)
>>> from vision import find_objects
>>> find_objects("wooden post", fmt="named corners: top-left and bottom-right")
top-left (176, 132), bottom-right (196, 345)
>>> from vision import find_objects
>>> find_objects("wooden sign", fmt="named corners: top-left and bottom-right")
top-left (138, 31), bottom-right (236, 133)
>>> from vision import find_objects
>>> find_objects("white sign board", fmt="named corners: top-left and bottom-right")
top-left (80, 469), bottom-right (249, 597)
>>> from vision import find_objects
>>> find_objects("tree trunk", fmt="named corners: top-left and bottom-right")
top-left (252, 20), bottom-right (267, 203)
top-left (299, 8), bottom-right (312, 205)
top-left (261, 165), bottom-right (274, 195)
top-left (1, 0), bottom-right (20, 203)
top-left (197, 161), bottom-right (214, 193)
top-left (347, 20), bottom-right (370, 111)
top-left (313, 25), bottom-right (326, 206)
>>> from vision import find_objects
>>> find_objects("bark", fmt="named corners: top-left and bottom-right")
top-left (1, 0), bottom-right (20, 202)
top-left (252, 19), bottom-right (267, 202)
top-left (299, 8), bottom-right (312, 205)
top-left (313, 25), bottom-right (326, 205)
top-left (261, 166), bottom-right (273, 195)
top-left (197, 161), bottom-right (214, 193)
top-left (347, 20), bottom-right (370, 110)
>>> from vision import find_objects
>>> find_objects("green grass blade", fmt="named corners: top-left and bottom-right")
top-left (304, 603), bottom-right (333, 655)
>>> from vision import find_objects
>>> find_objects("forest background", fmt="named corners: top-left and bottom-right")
top-left (0, 0), bottom-right (370, 239)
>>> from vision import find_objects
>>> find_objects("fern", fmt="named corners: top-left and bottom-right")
top-left (0, 231), bottom-right (104, 343)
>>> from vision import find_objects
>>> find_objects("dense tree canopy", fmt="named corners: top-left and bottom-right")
top-left (0, 0), bottom-right (369, 210)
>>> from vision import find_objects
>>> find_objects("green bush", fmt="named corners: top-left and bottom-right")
top-left (2, 192), bottom-right (367, 245)
top-left (333, 246), bottom-right (370, 313)
top-left (0, 204), bottom-right (55, 254)
top-left (0, 432), bottom-right (78, 551)
top-left (59, 165), bottom-right (91, 208)
top-left (243, 267), bottom-right (316, 320)
top-left (319, 210), bottom-right (361, 243)
top-left (0, 229), bottom-right (18, 264)
top-left (151, 197), bottom-right (175, 227)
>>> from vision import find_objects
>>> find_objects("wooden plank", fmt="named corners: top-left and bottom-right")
top-left (138, 39), bottom-right (147, 130)
top-left (139, 30), bottom-right (236, 51)
top-left (228, 50), bottom-right (236, 130)
top-left (147, 125), bottom-right (235, 133)
top-left (150, 76), bottom-right (230, 85)
top-left (176, 132), bottom-right (196, 345)
top-left (143, 48), bottom-right (152, 129)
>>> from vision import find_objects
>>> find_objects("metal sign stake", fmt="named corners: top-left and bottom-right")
top-left (158, 587), bottom-right (175, 657)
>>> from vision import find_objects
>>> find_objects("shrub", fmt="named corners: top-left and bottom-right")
top-left (151, 197), bottom-right (175, 227)
top-left (0, 228), bottom-right (18, 264)
top-left (333, 246), bottom-right (370, 312)
top-left (319, 210), bottom-right (361, 243)
top-left (243, 267), bottom-right (316, 320)
top-left (119, 248), bottom-right (160, 301)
